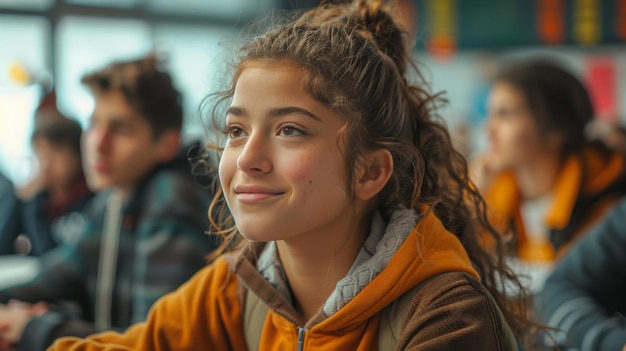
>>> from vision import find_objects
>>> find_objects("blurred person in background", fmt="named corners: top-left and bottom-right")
top-left (0, 54), bottom-right (217, 351)
top-left (535, 198), bottom-right (626, 351)
top-left (0, 114), bottom-right (93, 256)
top-left (471, 59), bottom-right (626, 291)
top-left (0, 170), bottom-right (20, 254)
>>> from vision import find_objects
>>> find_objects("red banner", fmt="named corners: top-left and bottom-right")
top-left (586, 56), bottom-right (618, 121)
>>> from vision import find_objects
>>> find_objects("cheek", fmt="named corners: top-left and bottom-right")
top-left (284, 155), bottom-right (315, 183)
top-left (285, 150), bottom-right (345, 192)
top-left (218, 149), bottom-right (237, 187)
top-left (513, 125), bottom-right (541, 150)
top-left (83, 133), bottom-right (98, 158)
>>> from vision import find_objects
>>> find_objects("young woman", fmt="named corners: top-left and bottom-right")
top-left (45, 1), bottom-right (529, 349)
top-left (473, 60), bottom-right (626, 270)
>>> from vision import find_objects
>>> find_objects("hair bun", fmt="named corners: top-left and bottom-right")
top-left (351, 0), bottom-right (407, 75)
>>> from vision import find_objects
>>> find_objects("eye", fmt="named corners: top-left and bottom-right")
top-left (226, 126), bottom-right (247, 139)
top-left (113, 125), bottom-right (132, 135)
top-left (278, 125), bottom-right (305, 137)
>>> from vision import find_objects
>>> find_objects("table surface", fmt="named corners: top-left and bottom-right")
top-left (0, 255), bottom-right (40, 290)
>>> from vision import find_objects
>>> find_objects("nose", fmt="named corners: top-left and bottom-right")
top-left (236, 133), bottom-right (272, 174)
top-left (485, 112), bottom-right (497, 139)
top-left (91, 125), bottom-right (112, 154)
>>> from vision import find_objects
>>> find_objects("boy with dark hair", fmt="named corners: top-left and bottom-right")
top-left (0, 54), bottom-right (216, 351)
top-left (0, 116), bottom-right (93, 256)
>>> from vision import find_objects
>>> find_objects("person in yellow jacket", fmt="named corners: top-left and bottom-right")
top-left (47, 1), bottom-right (532, 350)
top-left (472, 59), bottom-right (626, 291)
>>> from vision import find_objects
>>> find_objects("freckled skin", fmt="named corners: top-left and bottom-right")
top-left (219, 62), bottom-right (354, 244)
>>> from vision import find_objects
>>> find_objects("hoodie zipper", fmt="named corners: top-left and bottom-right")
top-left (296, 327), bottom-right (305, 351)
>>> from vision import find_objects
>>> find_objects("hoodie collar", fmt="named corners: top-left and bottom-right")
top-left (235, 207), bottom-right (479, 330)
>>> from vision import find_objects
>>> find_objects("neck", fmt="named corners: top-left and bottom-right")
top-left (276, 210), bottom-right (369, 322)
top-left (514, 151), bottom-right (562, 201)
top-left (48, 177), bottom-right (80, 203)
top-left (49, 186), bottom-right (69, 203)
top-left (114, 187), bottom-right (133, 203)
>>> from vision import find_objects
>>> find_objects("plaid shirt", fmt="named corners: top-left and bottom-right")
top-left (0, 143), bottom-right (217, 351)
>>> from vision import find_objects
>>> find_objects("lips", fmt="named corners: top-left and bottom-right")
top-left (93, 162), bottom-right (111, 173)
top-left (234, 185), bottom-right (284, 203)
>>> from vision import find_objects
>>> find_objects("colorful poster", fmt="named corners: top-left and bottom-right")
top-left (585, 56), bottom-right (618, 121)
top-left (537, 0), bottom-right (566, 44)
top-left (574, 0), bottom-right (601, 45)
top-left (426, 0), bottom-right (456, 59)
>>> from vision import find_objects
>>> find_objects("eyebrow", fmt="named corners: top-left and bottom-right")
top-left (88, 114), bottom-right (138, 127)
top-left (226, 106), bottom-right (322, 122)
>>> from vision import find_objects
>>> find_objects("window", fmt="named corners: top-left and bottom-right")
top-left (55, 16), bottom-right (152, 126)
top-left (153, 24), bottom-right (237, 140)
top-left (0, 15), bottom-right (49, 183)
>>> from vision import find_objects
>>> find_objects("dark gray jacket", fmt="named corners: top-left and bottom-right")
top-left (536, 198), bottom-right (626, 351)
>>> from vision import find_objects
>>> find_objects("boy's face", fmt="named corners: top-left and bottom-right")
top-left (33, 138), bottom-right (81, 192)
top-left (83, 90), bottom-right (170, 194)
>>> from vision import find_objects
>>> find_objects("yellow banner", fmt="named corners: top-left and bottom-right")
top-left (426, 0), bottom-right (456, 59)
top-left (573, 0), bottom-right (601, 45)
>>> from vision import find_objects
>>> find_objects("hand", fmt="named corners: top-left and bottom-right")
top-left (468, 152), bottom-right (501, 192)
top-left (0, 300), bottom-right (48, 349)
top-left (16, 173), bottom-right (46, 201)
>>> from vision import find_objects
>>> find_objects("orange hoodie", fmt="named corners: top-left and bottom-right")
top-left (484, 146), bottom-right (626, 262)
top-left (49, 210), bottom-right (515, 351)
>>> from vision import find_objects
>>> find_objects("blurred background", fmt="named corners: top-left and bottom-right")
top-left (0, 0), bottom-right (624, 185)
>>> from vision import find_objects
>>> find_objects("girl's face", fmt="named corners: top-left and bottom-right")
top-left (485, 82), bottom-right (550, 170)
top-left (219, 61), bottom-right (354, 242)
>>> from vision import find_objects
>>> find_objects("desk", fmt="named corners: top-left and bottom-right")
top-left (0, 255), bottom-right (40, 289)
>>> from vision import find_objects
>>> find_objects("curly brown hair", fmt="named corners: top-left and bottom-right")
top-left (204, 0), bottom-right (533, 340)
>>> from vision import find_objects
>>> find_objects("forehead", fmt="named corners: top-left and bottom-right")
top-left (490, 82), bottom-right (526, 103)
top-left (90, 90), bottom-right (145, 124)
top-left (235, 61), bottom-right (307, 93)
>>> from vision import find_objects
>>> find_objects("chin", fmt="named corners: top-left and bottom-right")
top-left (237, 224), bottom-right (278, 243)
top-left (87, 177), bottom-right (113, 192)
top-left (238, 231), bottom-right (268, 243)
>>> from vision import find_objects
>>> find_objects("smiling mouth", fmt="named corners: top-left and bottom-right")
top-left (235, 191), bottom-right (284, 203)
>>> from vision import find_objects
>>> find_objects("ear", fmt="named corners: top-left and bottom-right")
top-left (154, 130), bottom-right (181, 162)
top-left (354, 149), bottom-right (393, 201)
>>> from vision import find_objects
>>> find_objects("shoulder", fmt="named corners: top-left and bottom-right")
top-left (157, 255), bottom-right (241, 315)
top-left (483, 171), bottom-right (521, 217)
top-left (145, 166), bottom-right (203, 198)
top-left (400, 272), bottom-right (518, 351)
top-left (580, 146), bottom-right (626, 193)
top-left (138, 166), bottom-right (212, 220)
top-left (410, 272), bottom-right (497, 314)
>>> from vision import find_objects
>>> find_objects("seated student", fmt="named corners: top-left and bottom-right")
top-left (0, 54), bottom-right (216, 351)
top-left (535, 198), bottom-right (626, 351)
top-left (472, 60), bottom-right (626, 281)
top-left (45, 2), bottom-right (531, 350)
top-left (0, 171), bottom-right (20, 254)
top-left (0, 116), bottom-right (93, 256)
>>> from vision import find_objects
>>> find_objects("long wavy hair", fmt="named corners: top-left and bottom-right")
top-left (203, 0), bottom-right (533, 339)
